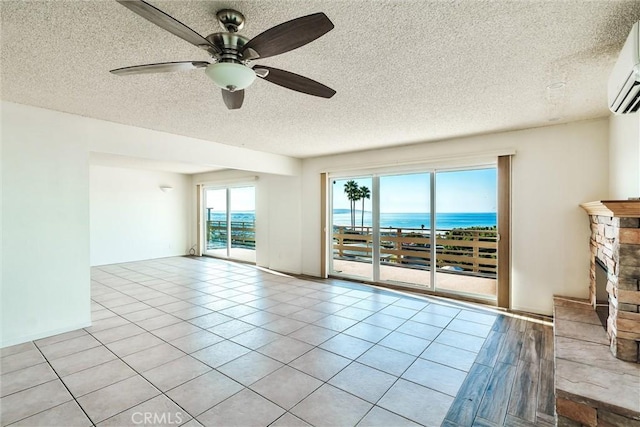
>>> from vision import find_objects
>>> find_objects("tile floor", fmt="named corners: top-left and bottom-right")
top-left (1, 257), bottom-right (539, 426)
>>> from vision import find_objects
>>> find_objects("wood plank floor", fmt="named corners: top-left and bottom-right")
top-left (315, 276), bottom-right (556, 427)
top-left (443, 315), bottom-right (555, 427)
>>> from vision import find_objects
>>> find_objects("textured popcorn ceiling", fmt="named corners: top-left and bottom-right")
top-left (1, 0), bottom-right (639, 160)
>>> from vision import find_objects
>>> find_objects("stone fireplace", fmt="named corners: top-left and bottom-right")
top-left (580, 200), bottom-right (640, 363)
top-left (550, 200), bottom-right (639, 426)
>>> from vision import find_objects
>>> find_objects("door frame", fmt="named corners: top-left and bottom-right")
top-left (324, 160), bottom-right (509, 306)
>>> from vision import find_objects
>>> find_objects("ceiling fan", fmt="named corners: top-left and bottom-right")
top-left (110, 0), bottom-right (336, 110)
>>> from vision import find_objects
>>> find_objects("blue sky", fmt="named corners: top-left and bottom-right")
top-left (205, 187), bottom-right (255, 211)
top-left (333, 168), bottom-right (497, 213)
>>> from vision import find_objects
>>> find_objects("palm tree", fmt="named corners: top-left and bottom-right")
top-left (343, 180), bottom-right (360, 228)
top-left (359, 186), bottom-right (370, 228)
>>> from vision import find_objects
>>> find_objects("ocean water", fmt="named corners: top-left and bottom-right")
top-left (334, 211), bottom-right (495, 229)
top-left (206, 211), bottom-right (496, 230)
top-left (206, 212), bottom-right (255, 224)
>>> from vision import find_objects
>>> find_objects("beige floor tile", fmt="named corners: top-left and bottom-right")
top-left (187, 312), bottom-right (233, 329)
top-left (91, 309), bottom-right (118, 321)
top-left (318, 333), bottom-right (373, 360)
top-left (289, 324), bottom-right (338, 346)
top-left (289, 348), bottom-right (351, 381)
top-left (61, 359), bottom-right (137, 397)
top-left (357, 406), bottom-right (421, 426)
top-left (378, 331), bottom-right (432, 356)
top-left (343, 322), bottom-right (392, 343)
top-left (169, 330), bottom-right (224, 353)
top-left (38, 334), bottom-right (102, 360)
top-left (206, 319), bottom-right (255, 339)
top-left (0, 380), bottom-right (73, 425)
top-left (0, 342), bottom-right (37, 358)
top-left (191, 340), bottom-right (250, 368)
top-left (434, 329), bottom-right (486, 353)
top-left (217, 351), bottom-right (283, 386)
top-left (151, 322), bottom-right (202, 341)
top-left (142, 356), bottom-right (211, 391)
top-left (165, 370), bottom-right (244, 416)
top-left (91, 322), bottom-right (146, 344)
top-left (229, 327), bottom-right (282, 350)
top-left (420, 342), bottom-right (478, 372)
top-left (401, 358), bottom-right (467, 397)
top-left (251, 366), bottom-right (322, 409)
top-left (377, 379), bottom-right (453, 426)
top-left (109, 301), bottom-right (151, 315)
top-left (136, 313), bottom-right (182, 331)
top-left (76, 375), bottom-right (160, 424)
top-left (49, 346), bottom-right (116, 376)
top-left (34, 329), bottom-right (88, 347)
top-left (105, 332), bottom-right (165, 357)
top-left (121, 307), bottom-right (166, 322)
top-left (0, 349), bottom-right (45, 374)
top-left (97, 394), bottom-right (191, 426)
top-left (10, 400), bottom-right (92, 427)
top-left (270, 412), bottom-right (313, 427)
top-left (0, 257), bottom-right (509, 427)
top-left (122, 343), bottom-right (186, 372)
top-left (197, 388), bottom-right (284, 427)
top-left (257, 336), bottom-right (313, 364)
top-left (1, 362), bottom-right (57, 397)
top-left (328, 362), bottom-right (397, 403)
top-left (356, 345), bottom-right (417, 376)
top-left (84, 316), bottom-right (130, 333)
top-left (291, 384), bottom-right (373, 427)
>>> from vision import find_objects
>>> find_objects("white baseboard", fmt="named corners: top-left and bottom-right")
top-left (1, 321), bottom-right (92, 349)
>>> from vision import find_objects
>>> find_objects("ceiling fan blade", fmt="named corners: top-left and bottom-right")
top-left (255, 66), bottom-right (335, 98)
top-left (222, 89), bottom-right (244, 110)
top-left (240, 12), bottom-right (334, 60)
top-left (110, 61), bottom-right (210, 75)
top-left (116, 0), bottom-right (220, 56)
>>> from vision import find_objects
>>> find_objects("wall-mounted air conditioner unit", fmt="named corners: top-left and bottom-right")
top-left (608, 21), bottom-right (640, 114)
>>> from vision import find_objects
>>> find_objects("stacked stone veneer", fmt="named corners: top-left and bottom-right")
top-left (588, 215), bottom-right (640, 363)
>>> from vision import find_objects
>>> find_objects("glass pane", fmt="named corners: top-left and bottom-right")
top-left (434, 168), bottom-right (498, 299)
top-left (331, 177), bottom-right (373, 280)
top-left (205, 189), bottom-right (227, 257)
top-left (229, 186), bottom-right (256, 263)
top-left (379, 173), bottom-right (432, 286)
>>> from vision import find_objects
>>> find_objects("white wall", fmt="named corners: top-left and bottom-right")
top-left (1, 102), bottom-right (91, 347)
top-left (90, 166), bottom-right (191, 266)
top-left (301, 119), bottom-right (609, 315)
top-left (87, 117), bottom-right (300, 176)
top-left (192, 170), bottom-right (302, 274)
top-left (609, 112), bottom-right (640, 199)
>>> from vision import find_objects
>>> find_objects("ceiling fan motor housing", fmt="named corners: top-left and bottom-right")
top-left (205, 32), bottom-right (251, 64)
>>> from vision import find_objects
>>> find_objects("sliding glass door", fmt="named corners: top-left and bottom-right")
top-left (329, 166), bottom-right (498, 301)
top-left (203, 185), bottom-right (255, 263)
top-left (330, 177), bottom-right (373, 281)
top-left (434, 169), bottom-right (497, 298)
top-left (379, 173), bottom-right (432, 286)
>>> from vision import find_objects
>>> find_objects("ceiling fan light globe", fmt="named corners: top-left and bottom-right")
top-left (205, 63), bottom-right (256, 91)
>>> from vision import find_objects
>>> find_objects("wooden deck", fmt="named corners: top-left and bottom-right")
top-left (333, 260), bottom-right (497, 298)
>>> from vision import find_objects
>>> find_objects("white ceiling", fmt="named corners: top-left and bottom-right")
top-left (2, 1), bottom-right (639, 164)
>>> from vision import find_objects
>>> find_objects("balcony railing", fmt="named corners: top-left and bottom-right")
top-left (206, 220), bottom-right (255, 249)
top-left (333, 225), bottom-right (497, 277)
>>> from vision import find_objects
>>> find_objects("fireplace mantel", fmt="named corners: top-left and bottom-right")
top-left (580, 200), bottom-right (640, 218)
